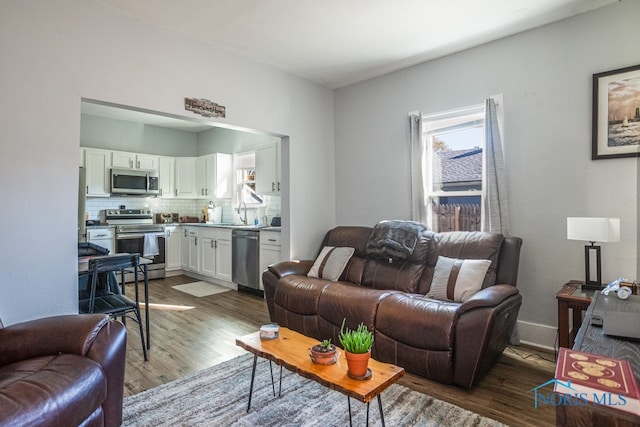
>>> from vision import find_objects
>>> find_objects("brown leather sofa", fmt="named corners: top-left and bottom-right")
top-left (263, 226), bottom-right (522, 389)
top-left (0, 314), bottom-right (126, 427)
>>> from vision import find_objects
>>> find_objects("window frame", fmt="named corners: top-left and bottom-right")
top-left (422, 104), bottom-right (486, 231)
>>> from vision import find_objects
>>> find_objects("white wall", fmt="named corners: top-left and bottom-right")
top-left (0, 0), bottom-right (335, 325)
top-left (335, 0), bottom-right (640, 348)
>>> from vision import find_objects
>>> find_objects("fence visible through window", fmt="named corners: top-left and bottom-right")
top-left (432, 203), bottom-right (481, 232)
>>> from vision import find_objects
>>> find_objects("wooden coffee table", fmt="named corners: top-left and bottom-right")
top-left (236, 327), bottom-right (405, 426)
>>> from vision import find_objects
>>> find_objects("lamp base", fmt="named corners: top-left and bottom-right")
top-left (581, 282), bottom-right (605, 291)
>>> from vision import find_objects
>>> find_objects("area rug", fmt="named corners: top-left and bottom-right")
top-left (172, 281), bottom-right (232, 297)
top-left (123, 354), bottom-right (504, 427)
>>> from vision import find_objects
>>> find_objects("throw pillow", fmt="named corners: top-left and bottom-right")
top-left (428, 256), bottom-right (491, 302)
top-left (307, 246), bottom-right (355, 281)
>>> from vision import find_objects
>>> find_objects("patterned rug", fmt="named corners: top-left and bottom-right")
top-left (172, 281), bottom-right (232, 297)
top-left (123, 354), bottom-right (504, 426)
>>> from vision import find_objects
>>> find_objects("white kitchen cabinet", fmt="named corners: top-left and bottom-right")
top-left (111, 151), bottom-right (136, 169)
top-left (255, 141), bottom-right (281, 195)
top-left (259, 230), bottom-right (282, 290)
top-left (111, 151), bottom-right (158, 171)
top-left (196, 153), bottom-right (233, 198)
top-left (165, 226), bottom-right (181, 271)
top-left (84, 148), bottom-right (111, 197)
top-left (136, 154), bottom-right (158, 170)
top-left (200, 231), bottom-right (217, 277)
top-left (175, 157), bottom-right (198, 198)
top-left (87, 227), bottom-right (115, 254)
top-left (158, 156), bottom-right (175, 198)
top-left (214, 229), bottom-right (232, 282)
top-left (198, 228), bottom-right (232, 281)
top-left (181, 227), bottom-right (199, 272)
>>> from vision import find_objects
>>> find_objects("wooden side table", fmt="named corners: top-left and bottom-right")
top-left (556, 280), bottom-right (595, 349)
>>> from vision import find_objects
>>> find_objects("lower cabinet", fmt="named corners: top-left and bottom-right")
top-left (177, 226), bottom-right (232, 282)
top-left (199, 228), bottom-right (232, 281)
top-left (181, 227), bottom-right (199, 272)
top-left (165, 226), bottom-right (182, 271)
top-left (87, 227), bottom-right (115, 254)
top-left (259, 231), bottom-right (282, 290)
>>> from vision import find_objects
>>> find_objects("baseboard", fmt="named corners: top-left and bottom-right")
top-left (516, 320), bottom-right (557, 353)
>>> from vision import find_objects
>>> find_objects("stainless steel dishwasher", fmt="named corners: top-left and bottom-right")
top-left (232, 229), bottom-right (261, 294)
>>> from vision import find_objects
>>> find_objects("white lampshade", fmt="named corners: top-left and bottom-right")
top-left (567, 217), bottom-right (620, 242)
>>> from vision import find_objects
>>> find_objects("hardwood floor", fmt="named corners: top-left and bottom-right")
top-left (123, 275), bottom-right (557, 426)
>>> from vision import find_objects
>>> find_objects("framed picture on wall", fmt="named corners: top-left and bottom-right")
top-left (592, 64), bottom-right (640, 160)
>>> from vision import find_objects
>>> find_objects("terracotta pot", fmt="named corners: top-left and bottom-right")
top-left (345, 350), bottom-right (370, 377)
top-left (310, 345), bottom-right (337, 365)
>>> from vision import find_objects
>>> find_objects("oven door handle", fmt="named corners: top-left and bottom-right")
top-left (117, 233), bottom-right (165, 240)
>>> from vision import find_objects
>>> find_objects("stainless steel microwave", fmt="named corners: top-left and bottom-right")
top-left (110, 168), bottom-right (159, 196)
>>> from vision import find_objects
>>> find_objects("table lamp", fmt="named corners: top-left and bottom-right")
top-left (567, 217), bottom-right (620, 290)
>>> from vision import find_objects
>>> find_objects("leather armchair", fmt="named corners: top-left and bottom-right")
top-left (0, 314), bottom-right (126, 427)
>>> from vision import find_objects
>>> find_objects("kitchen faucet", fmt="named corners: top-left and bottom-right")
top-left (237, 202), bottom-right (247, 225)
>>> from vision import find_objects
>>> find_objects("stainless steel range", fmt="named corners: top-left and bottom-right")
top-left (106, 208), bottom-right (166, 280)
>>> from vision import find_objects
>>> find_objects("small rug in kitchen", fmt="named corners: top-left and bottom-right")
top-left (172, 281), bottom-right (232, 297)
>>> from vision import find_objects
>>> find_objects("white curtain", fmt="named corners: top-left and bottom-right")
top-left (409, 113), bottom-right (428, 224)
top-left (483, 97), bottom-right (511, 236)
top-left (484, 97), bottom-right (519, 344)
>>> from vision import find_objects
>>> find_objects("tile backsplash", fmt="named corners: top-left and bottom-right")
top-left (85, 196), bottom-right (281, 225)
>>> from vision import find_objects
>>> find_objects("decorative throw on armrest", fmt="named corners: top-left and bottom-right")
top-left (428, 256), bottom-right (491, 302)
top-left (308, 246), bottom-right (355, 281)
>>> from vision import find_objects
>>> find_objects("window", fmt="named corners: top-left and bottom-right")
top-left (422, 105), bottom-right (485, 232)
top-left (234, 152), bottom-right (263, 206)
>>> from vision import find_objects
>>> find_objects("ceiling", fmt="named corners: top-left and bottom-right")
top-left (97, 0), bottom-right (617, 89)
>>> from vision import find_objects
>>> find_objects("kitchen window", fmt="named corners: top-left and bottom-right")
top-left (421, 104), bottom-right (485, 232)
top-left (235, 152), bottom-right (264, 206)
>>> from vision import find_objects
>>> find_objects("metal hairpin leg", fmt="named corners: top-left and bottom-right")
top-left (346, 395), bottom-right (385, 427)
top-left (246, 354), bottom-right (258, 412)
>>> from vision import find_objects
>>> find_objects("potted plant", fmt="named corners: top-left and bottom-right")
top-left (338, 318), bottom-right (374, 378)
top-left (310, 339), bottom-right (338, 365)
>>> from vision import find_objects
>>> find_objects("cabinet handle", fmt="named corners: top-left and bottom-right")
top-left (272, 182), bottom-right (275, 191)
top-left (205, 188), bottom-right (208, 195)
top-left (201, 188), bottom-right (205, 196)
top-left (159, 188), bottom-right (163, 196)
top-left (175, 189), bottom-right (177, 196)
top-left (184, 230), bottom-right (187, 237)
top-left (195, 237), bottom-right (198, 245)
top-left (130, 159), bottom-right (133, 168)
top-left (268, 239), bottom-right (277, 242)
top-left (211, 240), bottom-right (214, 248)
top-left (86, 186), bottom-right (89, 194)
top-left (215, 240), bottom-right (218, 249)
top-left (137, 160), bottom-right (140, 168)
top-left (277, 182), bottom-right (280, 192)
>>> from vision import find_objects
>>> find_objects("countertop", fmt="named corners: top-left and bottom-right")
top-left (86, 223), bottom-right (281, 232)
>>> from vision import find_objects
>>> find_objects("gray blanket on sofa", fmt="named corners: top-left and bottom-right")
top-left (365, 220), bottom-right (427, 260)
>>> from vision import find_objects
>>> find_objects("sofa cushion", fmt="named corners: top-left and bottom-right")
top-left (308, 246), bottom-right (355, 281)
top-left (316, 282), bottom-right (397, 345)
top-left (0, 354), bottom-right (106, 427)
top-left (428, 256), bottom-right (491, 302)
top-left (375, 293), bottom-right (458, 350)
top-left (418, 232), bottom-right (504, 294)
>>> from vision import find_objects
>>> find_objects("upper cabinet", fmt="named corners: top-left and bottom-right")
top-left (111, 151), bottom-right (159, 171)
top-left (255, 141), bottom-right (281, 195)
top-left (158, 156), bottom-right (175, 198)
top-left (83, 148), bottom-right (110, 197)
top-left (196, 153), bottom-right (233, 199)
top-left (79, 148), bottom-right (233, 200)
top-left (175, 157), bottom-right (198, 198)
